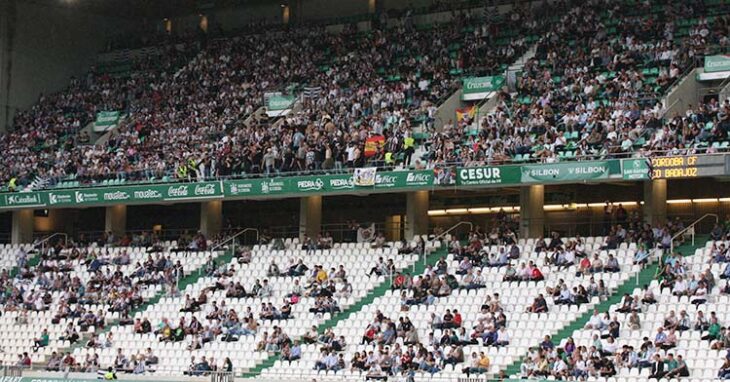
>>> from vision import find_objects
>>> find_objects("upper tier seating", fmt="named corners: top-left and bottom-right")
top-left (1, 1), bottom-right (573, 190)
top-left (427, 0), bottom-right (730, 166)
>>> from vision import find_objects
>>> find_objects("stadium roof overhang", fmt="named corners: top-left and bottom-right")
top-left (26, 0), bottom-right (293, 19)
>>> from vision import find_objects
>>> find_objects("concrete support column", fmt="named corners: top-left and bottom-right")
top-left (384, 215), bottom-right (402, 242)
top-left (299, 196), bottom-right (322, 241)
top-left (105, 205), bottom-right (127, 237)
top-left (11, 209), bottom-right (33, 244)
top-left (643, 179), bottom-right (667, 226)
top-left (405, 191), bottom-right (429, 240)
top-left (520, 185), bottom-right (545, 238)
top-left (199, 201), bottom-right (222, 238)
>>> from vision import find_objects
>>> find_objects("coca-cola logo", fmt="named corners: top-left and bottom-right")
top-left (195, 184), bottom-right (217, 195)
top-left (167, 185), bottom-right (189, 197)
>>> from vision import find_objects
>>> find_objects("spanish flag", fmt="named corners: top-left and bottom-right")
top-left (364, 135), bottom-right (385, 157)
top-left (456, 106), bottom-right (476, 123)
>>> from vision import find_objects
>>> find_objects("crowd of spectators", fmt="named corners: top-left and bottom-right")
top-left (431, 0), bottom-right (730, 168)
top-left (3, 0), bottom-right (730, 191)
top-left (2, 0), bottom-right (587, 190)
top-left (1, 44), bottom-right (198, 189)
top-left (0, 233), bottom-right (223, 373)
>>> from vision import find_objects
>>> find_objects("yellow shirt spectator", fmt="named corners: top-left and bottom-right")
top-left (478, 354), bottom-right (490, 368)
top-left (316, 269), bottom-right (328, 283)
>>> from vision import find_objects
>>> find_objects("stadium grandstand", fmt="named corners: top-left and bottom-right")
top-left (1, 0), bottom-right (730, 381)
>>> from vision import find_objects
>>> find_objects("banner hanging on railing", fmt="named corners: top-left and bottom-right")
top-left (520, 161), bottom-right (621, 183)
top-left (264, 92), bottom-right (296, 117)
top-left (461, 75), bottom-right (505, 101)
top-left (353, 167), bottom-right (377, 186)
top-left (704, 54), bottom-right (730, 73)
top-left (621, 158), bottom-right (651, 180)
top-left (225, 170), bottom-right (434, 198)
top-left (93, 111), bottom-right (121, 132)
top-left (0, 155), bottom-right (726, 210)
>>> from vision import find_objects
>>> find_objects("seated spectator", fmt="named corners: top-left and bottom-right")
top-left (462, 352), bottom-right (490, 377)
top-left (33, 328), bottom-right (49, 352)
top-left (526, 294), bottom-right (548, 313)
top-left (665, 354), bottom-right (690, 378)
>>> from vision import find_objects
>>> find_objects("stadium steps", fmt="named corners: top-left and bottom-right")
top-left (499, 236), bottom-right (710, 378)
top-left (55, 247), bottom-right (236, 358)
top-left (243, 244), bottom-right (449, 378)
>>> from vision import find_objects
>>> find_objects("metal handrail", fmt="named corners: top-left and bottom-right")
top-left (669, 213), bottom-right (719, 255)
top-left (719, 75), bottom-right (730, 103)
top-left (197, 228), bottom-right (259, 277)
top-left (210, 228), bottom-right (259, 254)
top-left (35, 232), bottom-right (68, 256)
top-left (659, 98), bottom-right (680, 120)
top-left (14, 151), bottom-right (730, 193)
top-left (423, 221), bottom-right (474, 268)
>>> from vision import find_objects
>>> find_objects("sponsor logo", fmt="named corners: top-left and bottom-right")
top-left (707, 59), bottom-right (730, 68)
top-left (405, 172), bottom-right (430, 185)
top-left (465, 79), bottom-right (492, 90)
top-left (96, 115), bottom-right (119, 123)
top-left (375, 174), bottom-right (398, 186)
top-left (568, 165), bottom-right (607, 175)
top-left (6, 194), bottom-right (41, 205)
top-left (269, 96), bottom-right (295, 110)
top-left (103, 191), bottom-right (130, 201)
top-left (329, 178), bottom-right (354, 190)
top-left (167, 185), bottom-right (189, 197)
top-left (133, 189), bottom-right (162, 199)
top-left (459, 168), bottom-right (502, 184)
top-left (74, 191), bottom-right (100, 203)
top-left (194, 183), bottom-right (217, 196)
top-left (48, 193), bottom-right (74, 205)
top-left (623, 160), bottom-right (649, 179)
top-left (297, 178), bottom-right (324, 191)
top-left (229, 182), bottom-right (253, 195)
top-left (529, 168), bottom-right (560, 177)
top-left (261, 179), bottom-right (285, 194)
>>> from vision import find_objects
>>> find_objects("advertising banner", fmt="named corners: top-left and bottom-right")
top-left (520, 161), bottom-right (620, 183)
top-left (264, 92), bottom-right (296, 117)
top-left (461, 76), bottom-right (505, 101)
top-left (0, 155), bottom-right (726, 210)
top-left (44, 181), bottom-right (224, 207)
top-left (224, 170), bottom-right (434, 198)
top-left (354, 168), bottom-right (377, 186)
top-left (622, 159), bottom-right (650, 180)
top-left (93, 111), bottom-right (121, 132)
top-left (704, 55), bottom-right (730, 73)
top-left (456, 166), bottom-right (521, 186)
